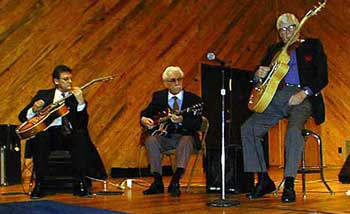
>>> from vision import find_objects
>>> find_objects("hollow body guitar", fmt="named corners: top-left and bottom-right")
top-left (140, 103), bottom-right (203, 143)
top-left (248, 0), bottom-right (327, 113)
top-left (16, 76), bottom-right (114, 140)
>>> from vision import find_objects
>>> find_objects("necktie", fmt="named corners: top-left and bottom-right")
top-left (61, 93), bottom-right (72, 135)
top-left (172, 96), bottom-right (179, 112)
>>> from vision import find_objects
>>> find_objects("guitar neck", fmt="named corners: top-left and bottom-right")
top-left (53, 76), bottom-right (114, 105)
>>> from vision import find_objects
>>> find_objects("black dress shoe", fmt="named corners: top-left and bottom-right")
top-left (143, 182), bottom-right (164, 195)
top-left (30, 182), bottom-right (44, 199)
top-left (247, 179), bottom-right (276, 199)
top-left (168, 182), bottom-right (181, 197)
top-left (281, 187), bottom-right (296, 203)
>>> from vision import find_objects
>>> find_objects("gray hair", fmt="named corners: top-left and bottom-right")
top-left (162, 66), bottom-right (184, 81)
top-left (276, 13), bottom-right (299, 30)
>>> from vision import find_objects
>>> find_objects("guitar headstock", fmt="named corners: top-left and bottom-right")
top-left (305, 0), bottom-right (327, 18)
top-left (184, 102), bottom-right (204, 116)
top-left (80, 75), bottom-right (115, 90)
top-left (93, 75), bottom-right (115, 83)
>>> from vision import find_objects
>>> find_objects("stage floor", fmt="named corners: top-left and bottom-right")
top-left (1, 167), bottom-right (350, 213)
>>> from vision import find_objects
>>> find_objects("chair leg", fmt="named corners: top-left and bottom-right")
top-left (317, 134), bottom-right (334, 195)
top-left (186, 153), bottom-right (200, 192)
top-left (168, 155), bottom-right (176, 173)
top-left (301, 151), bottom-right (307, 199)
top-left (273, 178), bottom-right (285, 196)
top-left (302, 171), bottom-right (306, 199)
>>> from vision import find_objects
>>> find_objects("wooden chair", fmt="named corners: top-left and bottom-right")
top-left (162, 116), bottom-right (209, 192)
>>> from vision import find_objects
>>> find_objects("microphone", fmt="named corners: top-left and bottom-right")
top-left (206, 52), bottom-right (226, 66)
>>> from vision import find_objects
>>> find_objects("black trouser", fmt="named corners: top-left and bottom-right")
top-left (31, 127), bottom-right (91, 181)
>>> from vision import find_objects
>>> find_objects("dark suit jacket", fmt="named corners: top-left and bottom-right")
top-left (259, 38), bottom-right (328, 124)
top-left (140, 89), bottom-right (203, 150)
top-left (18, 88), bottom-right (106, 179)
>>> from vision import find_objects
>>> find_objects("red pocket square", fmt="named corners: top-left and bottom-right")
top-left (304, 55), bottom-right (312, 62)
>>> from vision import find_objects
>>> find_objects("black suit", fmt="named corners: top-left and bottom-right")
top-left (19, 89), bottom-right (106, 181)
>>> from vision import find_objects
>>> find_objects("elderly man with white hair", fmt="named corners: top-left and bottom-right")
top-left (241, 13), bottom-right (328, 202)
top-left (140, 66), bottom-right (202, 197)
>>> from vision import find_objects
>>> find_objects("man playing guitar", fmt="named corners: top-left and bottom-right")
top-left (241, 12), bottom-right (328, 203)
top-left (18, 65), bottom-right (106, 199)
top-left (140, 66), bottom-right (202, 197)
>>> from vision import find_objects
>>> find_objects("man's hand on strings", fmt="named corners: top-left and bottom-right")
top-left (255, 66), bottom-right (270, 79)
top-left (32, 99), bottom-right (45, 113)
top-left (71, 87), bottom-right (85, 105)
top-left (170, 114), bottom-right (183, 123)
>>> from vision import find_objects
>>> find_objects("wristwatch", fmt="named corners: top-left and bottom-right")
top-left (304, 89), bottom-right (310, 96)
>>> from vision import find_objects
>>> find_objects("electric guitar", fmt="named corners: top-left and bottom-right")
top-left (140, 103), bottom-right (203, 141)
top-left (248, 0), bottom-right (327, 113)
top-left (16, 76), bottom-right (114, 140)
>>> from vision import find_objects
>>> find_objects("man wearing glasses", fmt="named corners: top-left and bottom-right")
top-left (241, 13), bottom-right (328, 202)
top-left (19, 65), bottom-right (105, 199)
top-left (140, 66), bottom-right (202, 197)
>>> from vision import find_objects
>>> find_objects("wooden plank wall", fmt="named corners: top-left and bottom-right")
top-left (0, 0), bottom-right (349, 174)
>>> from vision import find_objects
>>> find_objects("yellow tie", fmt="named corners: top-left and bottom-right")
top-left (173, 96), bottom-right (179, 112)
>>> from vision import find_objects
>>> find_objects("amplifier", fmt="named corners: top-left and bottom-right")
top-left (0, 124), bottom-right (21, 185)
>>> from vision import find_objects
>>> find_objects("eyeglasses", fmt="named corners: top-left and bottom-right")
top-left (279, 24), bottom-right (296, 33)
top-left (59, 77), bottom-right (72, 81)
top-left (166, 77), bottom-right (183, 83)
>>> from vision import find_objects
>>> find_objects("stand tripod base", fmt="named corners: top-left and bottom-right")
top-left (207, 199), bottom-right (240, 207)
top-left (94, 190), bottom-right (123, 195)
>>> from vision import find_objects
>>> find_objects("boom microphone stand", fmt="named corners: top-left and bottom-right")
top-left (206, 53), bottom-right (240, 207)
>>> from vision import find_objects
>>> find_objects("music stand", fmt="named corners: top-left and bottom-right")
top-left (206, 53), bottom-right (240, 207)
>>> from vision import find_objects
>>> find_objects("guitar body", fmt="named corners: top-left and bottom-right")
top-left (16, 103), bottom-right (69, 139)
top-left (139, 103), bottom-right (203, 145)
top-left (248, 51), bottom-right (290, 112)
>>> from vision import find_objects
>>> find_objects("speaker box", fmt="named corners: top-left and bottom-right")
top-left (338, 154), bottom-right (350, 183)
top-left (201, 64), bottom-right (268, 193)
top-left (0, 124), bottom-right (21, 185)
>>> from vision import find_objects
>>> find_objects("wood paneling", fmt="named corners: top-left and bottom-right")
top-left (0, 0), bottom-right (349, 174)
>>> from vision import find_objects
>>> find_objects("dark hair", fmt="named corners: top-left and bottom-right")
top-left (52, 65), bottom-right (72, 79)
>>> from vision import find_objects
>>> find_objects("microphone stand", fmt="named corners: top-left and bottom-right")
top-left (207, 61), bottom-right (240, 207)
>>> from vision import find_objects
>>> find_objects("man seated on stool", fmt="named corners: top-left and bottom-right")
top-left (19, 65), bottom-right (105, 199)
top-left (241, 13), bottom-right (328, 203)
top-left (140, 66), bottom-right (202, 197)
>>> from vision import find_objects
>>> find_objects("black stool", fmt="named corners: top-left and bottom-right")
top-left (41, 150), bottom-right (75, 192)
top-left (25, 140), bottom-right (76, 194)
top-left (274, 129), bottom-right (334, 198)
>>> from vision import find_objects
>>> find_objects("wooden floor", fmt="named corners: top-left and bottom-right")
top-left (1, 167), bottom-right (350, 214)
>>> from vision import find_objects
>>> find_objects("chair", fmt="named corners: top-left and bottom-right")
top-left (161, 116), bottom-right (209, 192)
top-left (274, 128), bottom-right (334, 198)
